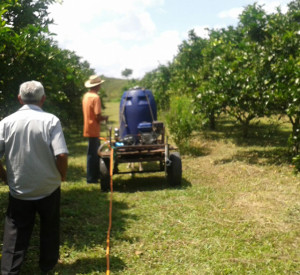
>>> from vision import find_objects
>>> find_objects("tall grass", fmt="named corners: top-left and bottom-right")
top-left (0, 103), bottom-right (299, 274)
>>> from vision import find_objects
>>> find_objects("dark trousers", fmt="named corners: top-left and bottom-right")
top-left (87, 137), bottom-right (100, 183)
top-left (1, 188), bottom-right (61, 274)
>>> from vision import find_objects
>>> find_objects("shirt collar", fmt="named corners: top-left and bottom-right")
top-left (19, 104), bottom-right (43, 112)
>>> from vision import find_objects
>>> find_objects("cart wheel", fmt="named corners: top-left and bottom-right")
top-left (167, 152), bottom-right (182, 186)
top-left (100, 157), bottom-right (110, 191)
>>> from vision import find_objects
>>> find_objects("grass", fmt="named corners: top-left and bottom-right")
top-left (101, 77), bottom-right (128, 102)
top-left (0, 102), bottom-right (299, 274)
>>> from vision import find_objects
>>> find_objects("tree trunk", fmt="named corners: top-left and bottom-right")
top-left (242, 122), bottom-right (249, 138)
top-left (209, 110), bottom-right (215, 130)
top-left (240, 115), bottom-right (254, 138)
top-left (291, 117), bottom-right (300, 155)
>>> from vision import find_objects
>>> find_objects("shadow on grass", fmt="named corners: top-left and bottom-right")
top-left (68, 143), bottom-right (87, 158)
top-left (109, 160), bottom-right (191, 193)
top-left (198, 117), bottom-right (293, 166)
top-left (67, 164), bottom-right (86, 182)
top-left (6, 186), bottom-right (132, 274)
top-left (59, 188), bottom-right (135, 248)
top-left (178, 143), bottom-right (212, 157)
top-left (202, 118), bottom-right (290, 148)
top-left (214, 147), bottom-right (292, 166)
top-left (63, 128), bottom-right (88, 158)
top-left (56, 256), bottom-right (125, 274)
top-left (112, 174), bottom-right (191, 193)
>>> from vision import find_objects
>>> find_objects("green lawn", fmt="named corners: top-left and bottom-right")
top-left (0, 102), bottom-right (299, 274)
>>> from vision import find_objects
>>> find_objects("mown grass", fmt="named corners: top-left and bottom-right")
top-left (0, 102), bottom-right (299, 274)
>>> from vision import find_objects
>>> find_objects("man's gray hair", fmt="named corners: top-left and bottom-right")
top-left (19, 80), bottom-right (45, 103)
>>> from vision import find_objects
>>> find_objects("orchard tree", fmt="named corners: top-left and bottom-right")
top-left (193, 28), bottom-right (235, 130)
top-left (196, 4), bottom-right (273, 136)
top-left (2, 0), bottom-right (55, 32)
top-left (139, 0), bottom-right (300, 148)
top-left (170, 30), bottom-right (208, 95)
top-left (0, 0), bottom-right (14, 117)
top-left (231, 5), bottom-right (269, 136)
top-left (169, 30), bottom-right (219, 129)
top-left (0, 0), bottom-right (95, 127)
top-left (264, 0), bottom-right (300, 153)
top-left (121, 68), bottom-right (133, 79)
top-left (143, 64), bottom-right (172, 111)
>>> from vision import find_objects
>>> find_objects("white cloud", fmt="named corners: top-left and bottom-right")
top-left (48, 0), bottom-right (167, 78)
top-left (114, 12), bottom-right (156, 40)
top-left (257, 0), bottom-right (289, 13)
top-left (49, 1), bottom-right (158, 42)
top-left (193, 26), bottom-right (211, 39)
top-left (218, 0), bottom-right (289, 21)
top-left (50, 0), bottom-right (164, 18)
top-left (49, 0), bottom-right (290, 79)
top-left (91, 30), bottom-right (181, 78)
top-left (218, 7), bottom-right (244, 20)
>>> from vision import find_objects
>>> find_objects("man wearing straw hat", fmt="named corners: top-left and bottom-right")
top-left (82, 75), bottom-right (108, 186)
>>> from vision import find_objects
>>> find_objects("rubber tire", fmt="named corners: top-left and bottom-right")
top-left (100, 157), bottom-right (110, 191)
top-left (167, 152), bottom-right (182, 186)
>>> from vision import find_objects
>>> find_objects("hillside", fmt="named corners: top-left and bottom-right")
top-left (101, 76), bottom-right (129, 101)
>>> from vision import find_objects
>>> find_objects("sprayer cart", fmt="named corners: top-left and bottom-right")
top-left (97, 88), bottom-right (182, 191)
top-left (98, 123), bottom-right (182, 191)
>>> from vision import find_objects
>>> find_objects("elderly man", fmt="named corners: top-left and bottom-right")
top-left (82, 75), bottom-right (108, 187)
top-left (0, 81), bottom-right (68, 274)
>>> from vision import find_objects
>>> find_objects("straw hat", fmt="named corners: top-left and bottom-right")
top-left (84, 75), bottom-right (105, 88)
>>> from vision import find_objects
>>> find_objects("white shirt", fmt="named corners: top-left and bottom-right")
top-left (0, 104), bottom-right (69, 200)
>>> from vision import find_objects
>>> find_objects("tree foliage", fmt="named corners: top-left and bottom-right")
top-left (166, 95), bottom-right (199, 146)
top-left (2, 0), bottom-right (55, 32)
top-left (139, 64), bottom-right (171, 111)
top-left (0, 0), bottom-right (95, 128)
top-left (140, 0), bottom-right (300, 155)
top-left (121, 68), bottom-right (133, 79)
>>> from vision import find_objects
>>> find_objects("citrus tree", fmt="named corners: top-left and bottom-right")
top-left (140, 0), bottom-right (300, 151)
top-left (0, 0), bottom-right (95, 127)
top-left (266, 0), bottom-right (300, 153)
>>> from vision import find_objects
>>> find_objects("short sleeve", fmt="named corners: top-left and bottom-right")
top-left (50, 119), bottom-right (69, 156)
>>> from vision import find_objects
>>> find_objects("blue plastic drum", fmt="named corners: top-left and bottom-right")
top-left (119, 88), bottom-right (157, 141)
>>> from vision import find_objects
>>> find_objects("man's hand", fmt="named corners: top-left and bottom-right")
top-left (0, 160), bottom-right (8, 185)
top-left (96, 114), bottom-right (108, 124)
top-left (102, 115), bottom-right (109, 123)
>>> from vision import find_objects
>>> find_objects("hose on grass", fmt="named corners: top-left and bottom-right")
top-left (100, 137), bottom-right (113, 275)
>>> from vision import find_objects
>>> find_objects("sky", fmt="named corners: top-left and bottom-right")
top-left (48, 0), bottom-right (291, 79)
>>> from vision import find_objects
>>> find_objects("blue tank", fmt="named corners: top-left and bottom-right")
top-left (119, 88), bottom-right (157, 141)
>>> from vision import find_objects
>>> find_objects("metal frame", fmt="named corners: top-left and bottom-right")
top-left (98, 127), bottom-right (177, 175)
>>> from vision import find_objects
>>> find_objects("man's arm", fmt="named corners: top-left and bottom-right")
top-left (96, 114), bottom-right (108, 123)
top-left (56, 153), bottom-right (68, 182)
top-left (0, 160), bottom-right (7, 185)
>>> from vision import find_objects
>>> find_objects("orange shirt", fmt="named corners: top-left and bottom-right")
top-left (82, 91), bottom-right (101, 137)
